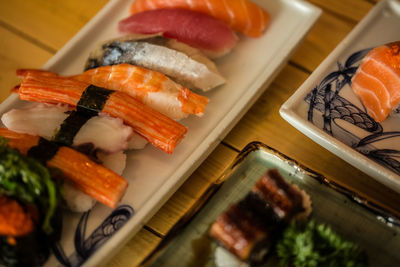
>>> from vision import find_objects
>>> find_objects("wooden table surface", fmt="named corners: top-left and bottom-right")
top-left (0, 0), bottom-right (399, 266)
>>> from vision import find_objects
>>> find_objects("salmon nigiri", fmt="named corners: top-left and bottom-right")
top-left (351, 41), bottom-right (400, 122)
top-left (0, 128), bottom-right (128, 208)
top-left (17, 72), bottom-right (187, 154)
top-left (17, 65), bottom-right (209, 120)
top-left (129, 0), bottom-right (270, 38)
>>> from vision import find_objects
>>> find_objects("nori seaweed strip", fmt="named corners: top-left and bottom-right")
top-left (54, 111), bottom-right (93, 146)
top-left (77, 85), bottom-right (114, 116)
top-left (27, 138), bottom-right (60, 165)
top-left (54, 84), bottom-right (114, 147)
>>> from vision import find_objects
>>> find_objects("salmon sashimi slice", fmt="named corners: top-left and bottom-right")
top-left (351, 41), bottom-right (400, 122)
top-left (119, 8), bottom-right (238, 58)
top-left (18, 66), bottom-right (209, 120)
top-left (17, 72), bottom-right (187, 153)
top-left (129, 0), bottom-right (270, 38)
top-left (0, 128), bottom-right (128, 208)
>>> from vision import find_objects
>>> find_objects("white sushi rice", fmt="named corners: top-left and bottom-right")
top-left (62, 181), bottom-right (97, 213)
top-left (97, 151), bottom-right (127, 176)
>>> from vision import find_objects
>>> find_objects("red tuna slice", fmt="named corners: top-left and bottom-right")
top-left (118, 8), bottom-right (238, 58)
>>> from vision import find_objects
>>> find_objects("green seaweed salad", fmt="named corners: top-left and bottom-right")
top-left (276, 220), bottom-right (367, 267)
top-left (0, 137), bottom-right (63, 266)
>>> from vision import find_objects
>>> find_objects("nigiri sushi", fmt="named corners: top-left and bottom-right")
top-left (351, 41), bottom-right (400, 122)
top-left (85, 35), bottom-right (225, 91)
top-left (119, 8), bottom-right (238, 58)
top-left (18, 64), bottom-right (209, 120)
top-left (129, 0), bottom-right (270, 38)
top-left (0, 128), bottom-right (128, 208)
top-left (16, 72), bottom-right (187, 154)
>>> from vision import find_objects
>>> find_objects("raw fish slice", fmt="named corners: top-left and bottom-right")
top-left (69, 64), bottom-right (209, 120)
top-left (85, 35), bottom-right (225, 91)
top-left (1, 103), bottom-right (133, 153)
top-left (17, 72), bottom-right (187, 154)
top-left (119, 8), bottom-right (238, 58)
top-left (130, 0), bottom-right (270, 37)
top-left (0, 128), bottom-right (128, 208)
top-left (351, 41), bottom-right (400, 122)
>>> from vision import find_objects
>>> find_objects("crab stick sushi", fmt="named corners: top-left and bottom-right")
top-left (16, 72), bottom-right (187, 154)
top-left (351, 41), bottom-right (400, 122)
top-left (129, 0), bottom-right (270, 37)
top-left (0, 128), bottom-right (128, 209)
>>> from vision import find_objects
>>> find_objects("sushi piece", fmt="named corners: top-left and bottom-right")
top-left (26, 63), bottom-right (209, 120)
top-left (118, 8), bottom-right (238, 58)
top-left (16, 72), bottom-right (187, 154)
top-left (1, 103), bottom-right (133, 153)
top-left (0, 128), bottom-right (129, 208)
top-left (351, 41), bottom-right (400, 122)
top-left (129, 0), bottom-right (270, 38)
top-left (209, 169), bottom-right (311, 264)
top-left (0, 140), bottom-right (62, 266)
top-left (85, 34), bottom-right (225, 91)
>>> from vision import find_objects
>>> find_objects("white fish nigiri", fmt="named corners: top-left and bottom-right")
top-left (1, 103), bottom-right (133, 153)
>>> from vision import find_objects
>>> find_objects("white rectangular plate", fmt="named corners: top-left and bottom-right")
top-left (280, 0), bottom-right (400, 193)
top-left (0, 0), bottom-right (321, 266)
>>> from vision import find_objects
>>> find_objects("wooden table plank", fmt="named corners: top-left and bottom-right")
top-left (223, 64), bottom-right (400, 216)
top-left (290, 11), bottom-right (355, 72)
top-left (0, 26), bottom-right (52, 102)
top-left (308, 0), bottom-right (374, 22)
top-left (0, 0), bottom-right (108, 52)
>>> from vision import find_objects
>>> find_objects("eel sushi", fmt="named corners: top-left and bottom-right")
top-left (118, 8), bottom-right (238, 58)
top-left (129, 0), bottom-right (270, 38)
top-left (351, 41), bottom-right (400, 122)
top-left (0, 128), bottom-right (128, 209)
top-left (18, 64), bottom-right (209, 120)
top-left (209, 169), bottom-right (311, 264)
top-left (16, 72), bottom-right (187, 154)
top-left (85, 34), bottom-right (225, 91)
top-left (0, 140), bottom-right (62, 266)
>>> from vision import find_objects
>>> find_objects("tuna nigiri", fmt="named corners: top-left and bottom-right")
top-left (16, 72), bottom-right (187, 154)
top-left (119, 8), bottom-right (238, 58)
top-left (85, 35), bottom-right (225, 91)
top-left (351, 41), bottom-right (400, 122)
top-left (129, 0), bottom-right (270, 38)
top-left (0, 128), bottom-right (128, 208)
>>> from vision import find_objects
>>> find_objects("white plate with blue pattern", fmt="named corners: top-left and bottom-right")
top-left (280, 0), bottom-right (400, 193)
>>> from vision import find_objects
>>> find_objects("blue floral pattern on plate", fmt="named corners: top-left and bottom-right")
top-left (53, 205), bottom-right (134, 266)
top-left (305, 48), bottom-right (400, 175)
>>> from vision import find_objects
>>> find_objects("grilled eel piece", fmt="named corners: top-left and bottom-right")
top-left (209, 169), bottom-right (308, 263)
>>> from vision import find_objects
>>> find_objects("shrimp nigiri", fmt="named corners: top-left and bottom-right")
top-left (17, 64), bottom-right (209, 120)
top-left (129, 0), bottom-right (270, 38)
top-left (16, 72), bottom-right (187, 154)
top-left (351, 41), bottom-right (400, 122)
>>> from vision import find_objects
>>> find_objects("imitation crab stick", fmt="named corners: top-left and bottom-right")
top-left (17, 72), bottom-right (187, 154)
top-left (0, 128), bottom-right (128, 208)
top-left (129, 0), bottom-right (270, 37)
top-left (18, 65), bottom-right (209, 120)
